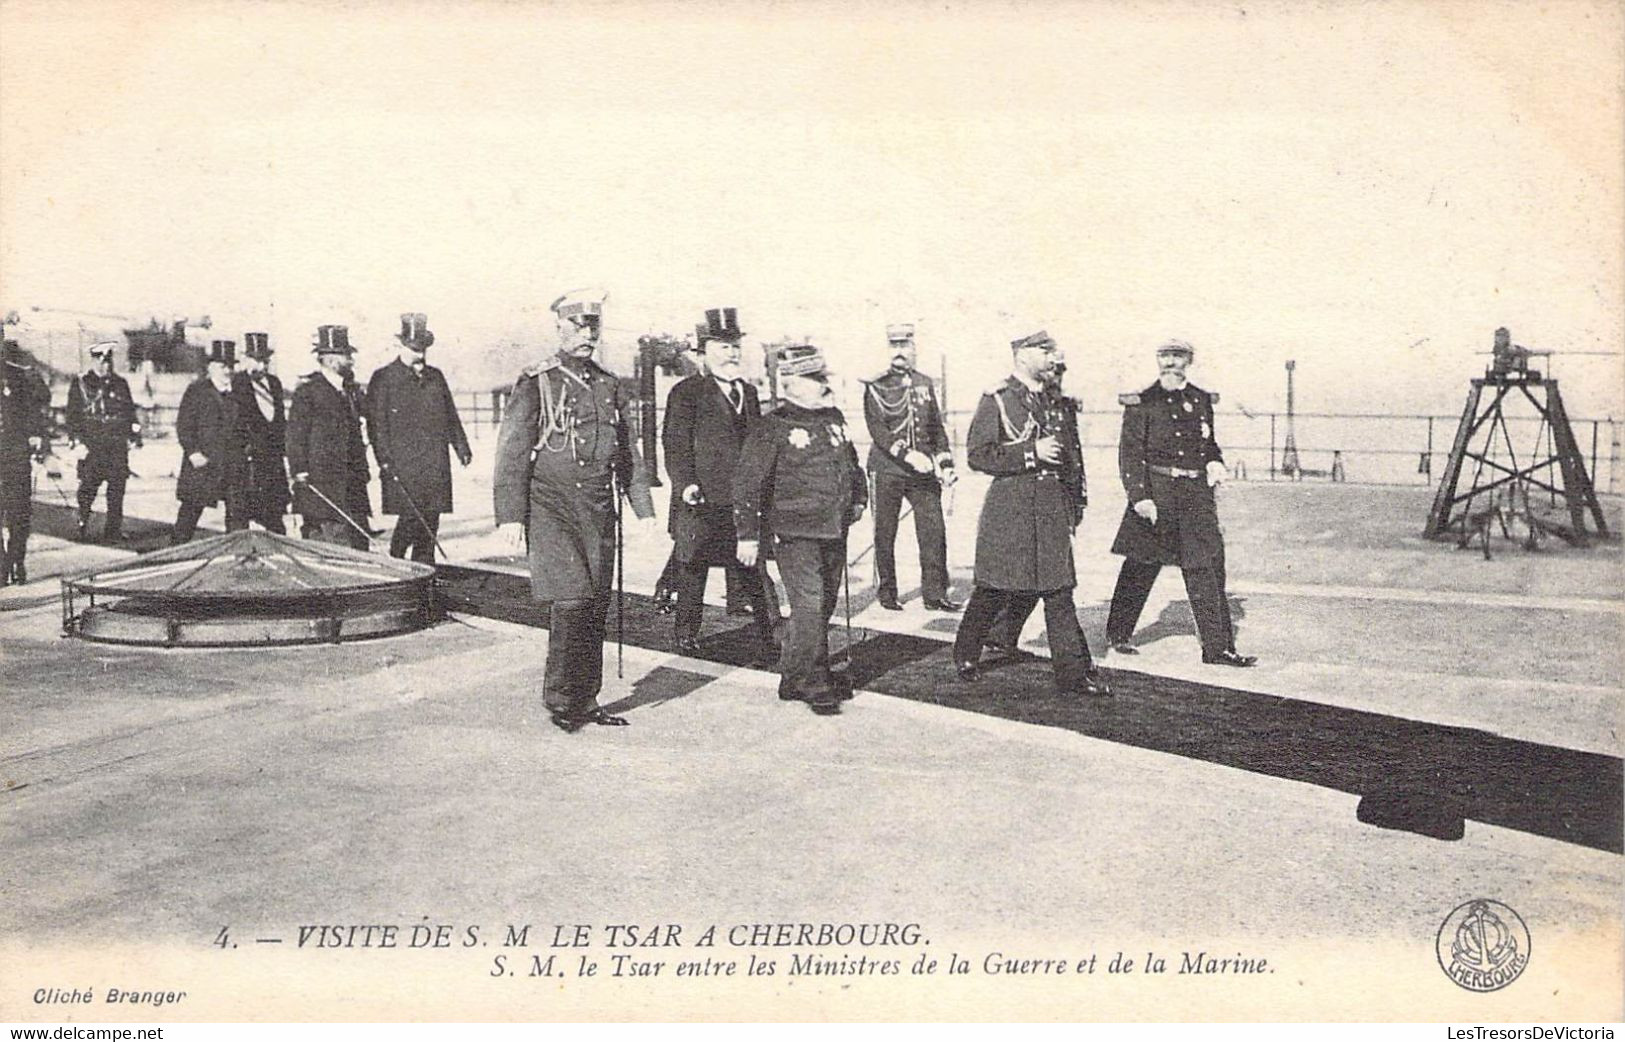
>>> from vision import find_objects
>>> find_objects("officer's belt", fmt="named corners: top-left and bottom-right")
top-left (1150, 464), bottom-right (1203, 479)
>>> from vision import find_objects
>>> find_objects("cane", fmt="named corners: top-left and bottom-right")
top-left (383, 467), bottom-right (449, 562)
top-left (296, 478), bottom-right (377, 549)
top-left (614, 477), bottom-right (625, 679)
top-left (40, 456), bottom-right (75, 510)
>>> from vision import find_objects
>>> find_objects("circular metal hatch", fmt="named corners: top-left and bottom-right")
top-left (59, 530), bottom-right (439, 647)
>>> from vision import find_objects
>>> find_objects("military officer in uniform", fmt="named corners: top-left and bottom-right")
top-left (1, 338), bottom-right (50, 584)
top-left (366, 313), bottom-right (472, 564)
top-left (662, 307), bottom-right (777, 657)
top-left (493, 289), bottom-right (656, 732)
top-left (982, 347), bottom-right (1082, 659)
top-left (861, 323), bottom-right (960, 611)
top-left (230, 332), bottom-right (290, 532)
top-left (1105, 339), bottom-right (1255, 666)
top-left (952, 330), bottom-right (1109, 697)
top-left (172, 340), bottom-right (246, 543)
top-left (66, 340), bottom-right (138, 543)
top-left (288, 326), bottom-right (373, 547)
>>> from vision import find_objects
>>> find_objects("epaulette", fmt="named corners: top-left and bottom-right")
top-left (985, 376), bottom-right (1016, 396)
top-left (1118, 392), bottom-right (1141, 406)
top-left (520, 356), bottom-right (561, 378)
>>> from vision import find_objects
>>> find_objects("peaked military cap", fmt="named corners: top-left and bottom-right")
top-left (313, 325), bottom-right (355, 355)
top-left (88, 340), bottom-right (119, 359)
top-left (550, 288), bottom-right (607, 323)
top-left (397, 313), bottom-right (435, 349)
top-left (1010, 330), bottom-right (1057, 351)
top-left (774, 342), bottom-right (828, 378)
top-left (886, 323), bottom-right (915, 344)
top-left (1155, 338), bottom-right (1195, 359)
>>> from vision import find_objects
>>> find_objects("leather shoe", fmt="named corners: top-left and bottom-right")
top-left (777, 678), bottom-right (803, 702)
top-left (1110, 641), bottom-right (1138, 655)
top-left (1063, 671), bottom-right (1112, 698)
top-left (10, 562), bottom-right (26, 584)
top-left (726, 604), bottom-right (753, 617)
top-left (674, 635), bottom-right (702, 656)
top-left (923, 596), bottom-right (963, 612)
top-left (806, 696), bottom-right (842, 716)
top-left (955, 660), bottom-right (978, 681)
top-left (1203, 649), bottom-right (1258, 667)
top-left (877, 595), bottom-right (903, 612)
top-left (582, 707), bottom-right (629, 726)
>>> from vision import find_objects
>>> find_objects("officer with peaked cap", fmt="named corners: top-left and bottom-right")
top-left (366, 313), bottom-right (472, 564)
top-left (493, 289), bottom-right (656, 732)
top-left (172, 340), bottom-right (247, 543)
top-left (733, 342), bottom-right (868, 713)
top-left (861, 323), bottom-right (961, 612)
top-left (287, 326), bottom-right (373, 548)
top-left (1, 338), bottom-right (50, 584)
top-left (229, 332), bottom-right (291, 532)
top-left (1106, 339), bottom-right (1254, 666)
top-left (662, 307), bottom-right (778, 659)
top-left (952, 330), bottom-right (1108, 697)
top-left (66, 340), bottom-right (139, 542)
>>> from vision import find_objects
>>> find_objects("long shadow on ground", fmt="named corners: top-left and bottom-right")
top-left (33, 504), bottom-right (1623, 854)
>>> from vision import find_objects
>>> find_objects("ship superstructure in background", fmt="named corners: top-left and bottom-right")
top-left (1424, 327), bottom-right (1611, 549)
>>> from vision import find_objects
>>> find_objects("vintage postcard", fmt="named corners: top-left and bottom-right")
top-left (1, 0), bottom-right (1620, 1023)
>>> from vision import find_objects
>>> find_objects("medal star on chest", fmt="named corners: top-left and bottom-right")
top-left (787, 427), bottom-right (812, 449)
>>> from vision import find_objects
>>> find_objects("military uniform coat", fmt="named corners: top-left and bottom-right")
top-left (492, 355), bottom-right (654, 602)
top-left (662, 373), bottom-right (760, 565)
top-left (1109, 380), bottom-right (1224, 567)
top-left (861, 368), bottom-right (953, 481)
top-left (966, 375), bottom-right (1087, 592)
top-left (66, 371), bottom-right (137, 458)
top-left (366, 359), bottom-right (471, 515)
top-left (286, 372), bottom-right (372, 527)
top-left (175, 378), bottom-right (247, 506)
top-left (0, 359), bottom-right (50, 512)
top-left (231, 369), bottom-right (290, 511)
top-left (732, 401), bottom-right (867, 543)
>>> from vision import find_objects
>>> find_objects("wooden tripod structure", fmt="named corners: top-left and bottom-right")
top-left (1424, 351), bottom-right (1609, 546)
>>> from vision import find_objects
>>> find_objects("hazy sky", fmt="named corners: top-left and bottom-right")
top-left (2, 0), bottom-right (1621, 417)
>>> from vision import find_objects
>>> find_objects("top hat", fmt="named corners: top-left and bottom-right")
top-left (550, 288), bottom-right (607, 325)
top-left (1155, 338), bottom-right (1195, 359)
top-left (397, 313), bottom-right (435, 349)
top-left (1010, 330), bottom-right (1057, 352)
top-left (313, 325), bottom-right (355, 355)
top-left (88, 340), bottom-right (119, 359)
top-left (243, 332), bottom-right (272, 360)
top-left (207, 340), bottom-right (237, 366)
top-left (695, 308), bottom-right (744, 347)
top-left (886, 323), bottom-right (916, 344)
top-left (774, 342), bottom-right (828, 379)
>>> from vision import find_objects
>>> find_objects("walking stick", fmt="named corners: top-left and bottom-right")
top-left (40, 456), bottom-right (75, 510)
top-left (615, 477), bottom-right (625, 679)
top-left (384, 468), bottom-right (449, 561)
top-left (296, 479), bottom-right (377, 549)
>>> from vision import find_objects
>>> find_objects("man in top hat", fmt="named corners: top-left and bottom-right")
top-left (66, 340), bottom-right (139, 543)
top-left (1106, 339), bottom-right (1254, 666)
top-left (494, 288), bottom-right (656, 732)
top-left (982, 346), bottom-right (1085, 659)
top-left (365, 313), bottom-right (472, 564)
top-left (951, 330), bottom-right (1109, 697)
top-left (861, 323), bottom-right (960, 611)
top-left (172, 340), bottom-right (247, 543)
top-left (661, 307), bottom-right (778, 658)
top-left (733, 342), bottom-right (868, 713)
top-left (288, 325), bottom-right (373, 548)
top-left (229, 332), bottom-right (290, 532)
top-left (1, 338), bottom-right (50, 584)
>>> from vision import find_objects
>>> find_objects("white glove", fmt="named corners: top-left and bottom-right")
top-left (939, 464), bottom-right (958, 487)
top-left (737, 539), bottom-right (759, 569)
top-left (497, 521), bottom-right (525, 554)
top-left (682, 483), bottom-right (704, 506)
top-left (904, 450), bottom-right (933, 474)
top-left (1035, 435), bottom-right (1062, 465)
top-left (1206, 460), bottom-right (1227, 487)
top-left (27, 436), bottom-right (43, 452)
top-left (188, 451), bottom-right (209, 468)
top-left (1133, 498), bottom-right (1158, 525)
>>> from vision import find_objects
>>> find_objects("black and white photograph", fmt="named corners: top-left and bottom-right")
top-left (1, 0), bottom-right (1621, 1025)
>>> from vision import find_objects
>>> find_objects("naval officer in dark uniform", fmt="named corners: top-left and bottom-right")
top-left (1, 338), bottom-right (50, 585)
top-left (951, 330), bottom-right (1108, 697)
top-left (1105, 339), bottom-right (1254, 666)
top-left (493, 288), bottom-right (656, 732)
top-left (861, 323), bottom-right (960, 611)
top-left (66, 340), bottom-right (138, 543)
top-left (662, 307), bottom-right (777, 658)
